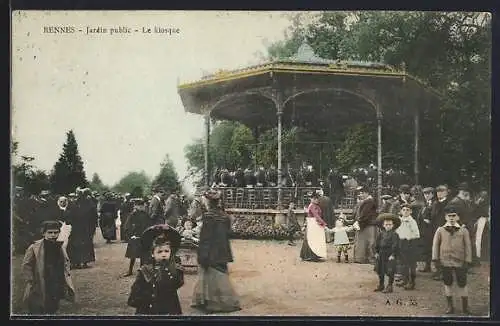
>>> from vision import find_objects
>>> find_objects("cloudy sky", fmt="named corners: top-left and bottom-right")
top-left (12, 11), bottom-right (296, 191)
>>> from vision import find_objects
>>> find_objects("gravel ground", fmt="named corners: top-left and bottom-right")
top-left (11, 229), bottom-right (490, 318)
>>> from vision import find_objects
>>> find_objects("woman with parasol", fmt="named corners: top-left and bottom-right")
top-left (127, 224), bottom-right (184, 315)
top-left (191, 188), bottom-right (241, 314)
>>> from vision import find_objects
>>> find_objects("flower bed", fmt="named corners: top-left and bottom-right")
top-left (230, 215), bottom-right (302, 240)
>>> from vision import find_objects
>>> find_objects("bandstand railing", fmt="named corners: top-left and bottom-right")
top-left (212, 186), bottom-right (357, 211)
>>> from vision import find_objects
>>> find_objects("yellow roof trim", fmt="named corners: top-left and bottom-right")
top-left (178, 63), bottom-right (406, 90)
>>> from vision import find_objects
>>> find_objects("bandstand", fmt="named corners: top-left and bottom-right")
top-left (177, 43), bottom-right (441, 220)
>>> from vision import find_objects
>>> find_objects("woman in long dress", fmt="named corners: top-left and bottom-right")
top-left (300, 191), bottom-right (328, 262)
top-left (191, 189), bottom-right (241, 314)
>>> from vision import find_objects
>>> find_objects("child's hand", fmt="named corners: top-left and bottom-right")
top-left (388, 255), bottom-right (395, 260)
top-left (374, 253), bottom-right (379, 259)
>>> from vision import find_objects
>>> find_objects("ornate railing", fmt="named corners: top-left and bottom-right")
top-left (212, 186), bottom-right (357, 211)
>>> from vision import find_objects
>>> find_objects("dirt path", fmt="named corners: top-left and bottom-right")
top-left (11, 231), bottom-right (490, 317)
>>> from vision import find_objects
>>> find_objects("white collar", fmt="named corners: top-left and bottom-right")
top-left (444, 221), bottom-right (460, 227)
top-left (438, 197), bottom-right (447, 202)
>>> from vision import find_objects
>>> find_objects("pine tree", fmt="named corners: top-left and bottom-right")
top-left (90, 173), bottom-right (109, 192)
top-left (49, 130), bottom-right (88, 194)
top-left (152, 154), bottom-right (180, 193)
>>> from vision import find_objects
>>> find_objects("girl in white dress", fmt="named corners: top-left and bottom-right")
top-left (327, 215), bottom-right (355, 263)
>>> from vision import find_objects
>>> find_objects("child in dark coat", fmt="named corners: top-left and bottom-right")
top-left (127, 233), bottom-right (184, 315)
top-left (122, 199), bottom-right (151, 277)
top-left (374, 213), bottom-right (401, 293)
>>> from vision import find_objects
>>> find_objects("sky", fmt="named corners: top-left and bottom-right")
top-left (11, 11), bottom-right (296, 192)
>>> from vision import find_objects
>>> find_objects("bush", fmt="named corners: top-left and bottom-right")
top-left (230, 215), bottom-right (302, 240)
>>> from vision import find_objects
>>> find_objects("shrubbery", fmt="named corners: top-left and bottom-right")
top-left (230, 215), bottom-right (302, 240)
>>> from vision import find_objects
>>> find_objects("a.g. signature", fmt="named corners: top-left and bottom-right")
top-left (385, 298), bottom-right (418, 306)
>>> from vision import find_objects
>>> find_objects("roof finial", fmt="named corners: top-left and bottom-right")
top-left (295, 42), bottom-right (321, 61)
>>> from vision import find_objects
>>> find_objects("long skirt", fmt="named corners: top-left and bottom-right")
top-left (300, 231), bottom-right (322, 261)
top-left (100, 214), bottom-right (117, 241)
top-left (191, 264), bottom-right (241, 313)
top-left (67, 233), bottom-right (96, 265)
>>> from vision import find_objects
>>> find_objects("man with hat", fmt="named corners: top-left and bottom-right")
top-left (149, 186), bottom-right (166, 225)
top-left (449, 182), bottom-right (474, 229)
top-left (390, 184), bottom-right (412, 216)
top-left (120, 193), bottom-right (134, 243)
top-left (417, 187), bottom-right (436, 272)
top-left (380, 194), bottom-right (394, 214)
top-left (22, 220), bottom-right (75, 314)
top-left (432, 204), bottom-right (472, 315)
top-left (352, 186), bottom-right (378, 264)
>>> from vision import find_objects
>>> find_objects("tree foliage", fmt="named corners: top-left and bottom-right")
top-left (49, 130), bottom-right (89, 194)
top-left (89, 173), bottom-right (109, 193)
top-left (184, 11), bottom-right (490, 190)
top-left (113, 171), bottom-right (150, 195)
top-left (12, 139), bottom-right (50, 196)
top-left (152, 154), bottom-right (180, 193)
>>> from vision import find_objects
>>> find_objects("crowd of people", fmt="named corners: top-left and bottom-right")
top-left (297, 182), bottom-right (490, 315)
top-left (14, 176), bottom-right (490, 316)
top-left (17, 184), bottom-right (241, 315)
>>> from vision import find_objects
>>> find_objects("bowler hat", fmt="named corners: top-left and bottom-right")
top-left (376, 213), bottom-right (401, 229)
top-left (41, 220), bottom-right (63, 232)
top-left (457, 182), bottom-right (470, 192)
top-left (399, 184), bottom-right (411, 193)
top-left (381, 194), bottom-right (392, 200)
top-left (423, 187), bottom-right (435, 193)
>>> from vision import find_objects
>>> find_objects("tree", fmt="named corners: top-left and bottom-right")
top-left (263, 11), bottom-right (491, 188)
top-left (11, 139), bottom-right (50, 195)
top-left (152, 155), bottom-right (180, 193)
top-left (113, 171), bottom-right (151, 195)
top-left (89, 173), bottom-right (109, 192)
top-left (49, 130), bottom-right (89, 195)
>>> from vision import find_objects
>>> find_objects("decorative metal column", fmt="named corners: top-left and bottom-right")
top-left (277, 104), bottom-right (283, 210)
top-left (204, 113), bottom-right (211, 187)
top-left (377, 112), bottom-right (383, 208)
top-left (414, 108), bottom-right (420, 186)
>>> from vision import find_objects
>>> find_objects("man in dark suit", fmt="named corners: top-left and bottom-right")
top-left (418, 187), bottom-right (436, 272)
top-left (353, 186), bottom-right (378, 264)
top-left (149, 186), bottom-right (165, 225)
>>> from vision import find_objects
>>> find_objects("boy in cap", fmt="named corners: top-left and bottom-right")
top-left (432, 205), bottom-right (472, 315)
top-left (395, 203), bottom-right (420, 290)
top-left (373, 213), bottom-right (401, 293)
top-left (22, 221), bottom-right (75, 314)
top-left (430, 184), bottom-right (450, 280)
